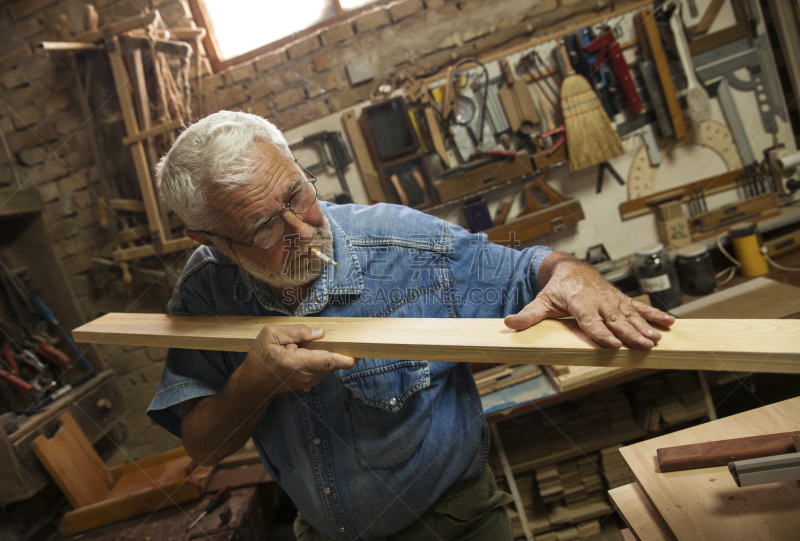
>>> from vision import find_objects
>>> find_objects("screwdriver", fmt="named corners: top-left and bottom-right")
top-left (186, 486), bottom-right (232, 532)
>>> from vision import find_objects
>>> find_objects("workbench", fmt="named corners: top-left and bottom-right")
top-left (54, 486), bottom-right (269, 541)
top-left (481, 247), bottom-right (800, 541)
top-left (615, 395), bottom-right (800, 540)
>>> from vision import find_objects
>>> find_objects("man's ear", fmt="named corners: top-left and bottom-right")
top-left (185, 229), bottom-right (217, 248)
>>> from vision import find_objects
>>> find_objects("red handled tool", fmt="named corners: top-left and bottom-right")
top-left (584, 31), bottom-right (642, 114)
top-left (186, 486), bottom-right (232, 532)
top-left (0, 368), bottom-right (34, 396)
top-left (27, 336), bottom-right (71, 371)
top-left (2, 343), bottom-right (19, 374)
top-left (537, 125), bottom-right (566, 156)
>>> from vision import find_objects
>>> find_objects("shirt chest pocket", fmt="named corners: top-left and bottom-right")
top-left (342, 361), bottom-right (432, 470)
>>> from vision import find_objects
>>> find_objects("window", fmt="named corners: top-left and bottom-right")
top-left (190, 0), bottom-right (388, 72)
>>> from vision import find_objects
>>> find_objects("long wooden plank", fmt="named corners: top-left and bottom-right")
top-left (619, 397), bottom-right (800, 540)
top-left (608, 482), bottom-right (675, 541)
top-left (72, 314), bottom-right (800, 374)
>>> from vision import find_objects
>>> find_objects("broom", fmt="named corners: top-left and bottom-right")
top-left (558, 41), bottom-right (625, 171)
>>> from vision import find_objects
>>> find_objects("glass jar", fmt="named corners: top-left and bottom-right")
top-left (633, 244), bottom-right (682, 310)
top-left (675, 245), bottom-right (716, 295)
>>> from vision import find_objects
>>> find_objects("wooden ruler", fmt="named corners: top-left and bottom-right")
top-left (72, 313), bottom-right (800, 374)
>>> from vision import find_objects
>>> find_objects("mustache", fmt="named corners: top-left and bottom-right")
top-left (283, 229), bottom-right (333, 262)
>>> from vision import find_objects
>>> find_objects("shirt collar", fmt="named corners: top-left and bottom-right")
top-left (233, 203), bottom-right (363, 312)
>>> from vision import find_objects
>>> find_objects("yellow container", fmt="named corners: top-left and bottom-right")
top-left (730, 223), bottom-right (768, 277)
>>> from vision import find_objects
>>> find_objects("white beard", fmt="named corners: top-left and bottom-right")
top-left (236, 214), bottom-right (334, 291)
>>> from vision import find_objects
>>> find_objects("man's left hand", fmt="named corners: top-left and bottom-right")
top-left (504, 252), bottom-right (675, 350)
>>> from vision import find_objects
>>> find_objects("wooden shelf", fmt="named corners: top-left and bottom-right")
top-left (496, 422), bottom-right (647, 480)
top-left (486, 369), bottom-right (655, 423)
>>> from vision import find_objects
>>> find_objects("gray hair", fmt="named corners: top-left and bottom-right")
top-left (155, 111), bottom-right (293, 230)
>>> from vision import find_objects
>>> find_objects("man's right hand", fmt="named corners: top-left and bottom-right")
top-left (247, 324), bottom-right (359, 392)
top-left (181, 324), bottom-right (356, 467)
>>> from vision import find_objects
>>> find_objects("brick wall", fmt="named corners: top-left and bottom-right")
top-left (0, 0), bottom-right (616, 463)
top-left (196, 0), bottom-right (616, 131)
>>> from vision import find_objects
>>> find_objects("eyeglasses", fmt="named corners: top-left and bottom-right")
top-left (198, 160), bottom-right (318, 251)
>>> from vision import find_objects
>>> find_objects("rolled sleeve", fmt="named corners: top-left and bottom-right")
top-left (146, 347), bottom-right (232, 438)
top-left (527, 245), bottom-right (553, 295)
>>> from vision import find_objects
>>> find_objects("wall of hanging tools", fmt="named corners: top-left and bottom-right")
top-left (286, 0), bottom-right (798, 267)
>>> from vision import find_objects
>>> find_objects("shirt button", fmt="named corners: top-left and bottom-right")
top-left (303, 388), bottom-right (310, 392)
top-left (315, 297), bottom-right (321, 303)
top-left (313, 437), bottom-right (321, 444)
top-left (339, 527), bottom-right (346, 532)
top-left (324, 487), bottom-right (331, 494)
top-left (389, 397), bottom-right (397, 406)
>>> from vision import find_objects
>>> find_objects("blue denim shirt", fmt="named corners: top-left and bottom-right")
top-left (147, 202), bottom-right (551, 540)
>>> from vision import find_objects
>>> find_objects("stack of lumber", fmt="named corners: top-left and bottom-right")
top-left (534, 519), bottom-right (603, 541)
top-left (501, 465), bottom-right (610, 539)
top-left (474, 364), bottom-right (542, 395)
top-left (490, 387), bottom-right (644, 475)
top-left (491, 371), bottom-right (723, 539)
top-left (502, 473), bottom-right (551, 537)
top-left (599, 445), bottom-right (635, 490)
top-left (502, 453), bottom-right (613, 538)
top-left (544, 365), bottom-right (635, 392)
top-left (629, 372), bottom-right (708, 432)
top-left (534, 457), bottom-right (604, 508)
top-left (611, 396), bottom-right (800, 539)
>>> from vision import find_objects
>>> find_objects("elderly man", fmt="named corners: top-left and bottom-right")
top-left (147, 111), bottom-right (673, 541)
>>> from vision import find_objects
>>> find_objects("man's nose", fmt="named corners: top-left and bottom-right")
top-left (282, 211), bottom-right (313, 240)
